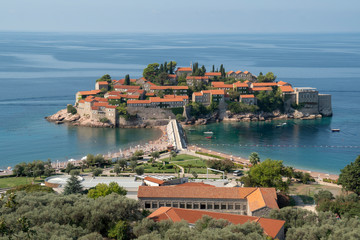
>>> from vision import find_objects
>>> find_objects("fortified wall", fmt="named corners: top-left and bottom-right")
top-left (119, 107), bottom-right (176, 127)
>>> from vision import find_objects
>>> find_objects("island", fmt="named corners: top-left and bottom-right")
top-left (46, 61), bottom-right (332, 128)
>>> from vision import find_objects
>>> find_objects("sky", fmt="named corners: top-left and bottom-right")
top-left (0, 0), bottom-right (359, 33)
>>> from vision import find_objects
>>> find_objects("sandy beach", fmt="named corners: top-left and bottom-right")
top-left (188, 145), bottom-right (339, 181)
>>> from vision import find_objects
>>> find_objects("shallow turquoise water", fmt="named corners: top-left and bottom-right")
top-left (0, 32), bottom-right (359, 172)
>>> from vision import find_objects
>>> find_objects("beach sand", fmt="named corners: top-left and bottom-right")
top-left (188, 145), bottom-right (339, 181)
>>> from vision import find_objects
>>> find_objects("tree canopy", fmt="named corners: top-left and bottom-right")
top-left (242, 158), bottom-right (292, 191)
top-left (257, 72), bottom-right (276, 82)
top-left (338, 155), bottom-right (360, 195)
top-left (96, 74), bottom-right (112, 82)
top-left (88, 182), bottom-right (127, 199)
top-left (63, 175), bottom-right (83, 195)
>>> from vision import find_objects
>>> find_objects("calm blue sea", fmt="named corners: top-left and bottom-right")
top-left (0, 32), bottom-right (359, 173)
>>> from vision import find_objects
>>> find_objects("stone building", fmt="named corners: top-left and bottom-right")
top-left (127, 95), bottom-right (188, 108)
top-left (240, 94), bottom-right (257, 105)
top-left (148, 207), bottom-right (285, 240)
top-left (175, 67), bottom-right (193, 77)
top-left (137, 183), bottom-right (279, 217)
top-left (186, 76), bottom-right (209, 86)
top-left (192, 90), bottom-right (225, 106)
top-left (149, 86), bottom-right (189, 95)
top-left (95, 81), bottom-right (108, 91)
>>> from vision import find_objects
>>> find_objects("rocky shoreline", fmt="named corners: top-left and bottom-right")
top-left (45, 109), bottom-right (115, 128)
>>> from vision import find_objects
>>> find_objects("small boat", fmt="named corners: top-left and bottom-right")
top-left (332, 129), bottom-right (340, 132)
top-left (282, 123), bottom-right (287, 126)
top-left (204, 131), bottom-right (213, 134)
top-left (276, 124), bottom-right (282, 128)
top-left (205, 136), bottom-right (212, 139)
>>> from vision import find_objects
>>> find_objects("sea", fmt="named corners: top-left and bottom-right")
top-left (0, 32), bottom-right (359, 173)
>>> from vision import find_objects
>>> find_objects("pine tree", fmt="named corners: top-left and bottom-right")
top-left (63, 175), bottom-right (83, 195)
top-left (124, 74), bottom-right (130, 85)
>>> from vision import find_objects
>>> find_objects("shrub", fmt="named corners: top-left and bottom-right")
top-left (100, 117), bottom-right (109, 123)
top-left (176, 114), bottom-right (186, 122)
top-left (67, 104), bottom-right (77, 114)
top-left (93, 168), bottom-right (103, 176)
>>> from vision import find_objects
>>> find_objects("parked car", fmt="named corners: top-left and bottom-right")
top-left (233, 170), bottom-right (243, 176)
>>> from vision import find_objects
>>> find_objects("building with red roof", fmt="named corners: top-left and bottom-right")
top-left (186, 76), bottom-right (210, 86)
top-left (138, 183), bottom-right (279, 217)
top-left (148, 207), bottom-right (285, 240)
top-left (149, 85), bottom-right (188, 95)
top-left (95, 81), bottom-right (109, 91)
top-left (175, 67), bottom-right (193, 76)
top-left (192, 90), bottom-right (225, 106)
top-left (240, 94), bottom-right (257, 105)
top-left (127, 95), bottom-right (188, 108)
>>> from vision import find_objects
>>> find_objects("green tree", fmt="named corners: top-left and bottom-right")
top-left (67, 104), bottom-right (77, 114)
top-left (256, 87), bottom-right (284, 113)
top-left (143, 63), bottom-right (159, 81)
top-left (314, 190), bottom-right (334, 204)
top-left (212, 65), bottom-right (215, 72)
top-left (169, 151), bottom-right (177, 161)
top-left (249, 152), bottom-right (260, 165)
top-left (134, 150), bottom-right (144, 157)
top-left (135, 166), bottom-right (145, 175)
top-left (246, 158), bottom-right (291, 191)
top-left (151, 151), bottom-right (160, 163)
top-left (65, 162), bottom-right (75, 175)
top-left (96, 74), bottom-right (112, 83)
top-left (114, 164), bottom-right (121, 176)
top-left (69, 169), bottom-right (80, 176)
top-left (129, 160), bottom-right (137, 172)
top-left (192, 171), bottom-right (198, 178)
top-left (338, 155), bottom-right (360, 195)
top-left (168, 61), bottom-right (177, 74)
top-left (92, 168), bottom-right (103, 177)
top-left (118, 159), bottom-right (127, 171)
top-left (63, 175), bottom-right (83, 195)
top-left (88, 182), bottom-right (127, 199)
top-left (108, 220), bottom-right (130, 240)
top-left (124, 74), bottom-right (130, 85)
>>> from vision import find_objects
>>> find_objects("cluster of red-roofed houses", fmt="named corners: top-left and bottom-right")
top-left (74, 65), bottom-right (331, 126)
top-left (138, 180), bottom-right (285, 240)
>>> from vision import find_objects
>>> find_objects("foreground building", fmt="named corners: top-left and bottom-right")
top-left (148, 207), bottom-right (285, 240)
top-left (137, 183), bottom-right (279, 217)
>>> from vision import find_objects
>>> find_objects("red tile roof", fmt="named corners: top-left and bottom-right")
top-left (168, 74), bottom-right (177, 78)
top-left (186, 76), bottom-right (209, 80)
top-left (246, 188), bottom-right (279, 212)
top-left (150, 86), bottom-right (189, 90)
top-left (145, 92), bottom-right (155, 96)
top-left (251, 87), bottom-right (272, 91)
top-left (193, 92), bottom-right (203, 96)
top-left (114, 85), bottom-right (141, 89)
top-left (176, 67), bottom-right (192, 72)
top-left (209, 89), bottom-right (225, 95)
top-left (212, 82), bottom-right (233, 88)
top-left (277, 81), bottom-right (288, 86)
top-left (127, 100), bottom-right (151, 104)
top-left (204, 72), bottom-right (221, 76)
top-left (279, 85), bottom-right (294, 92)
top-left (116, 79), bottom-right (137, 85)
top-left (148, 207), bottom-right (285, 239)
top-left (235, 71), bottom-right (242, 74)
top-left (234, 81), bottom-right (249, 88)
top-left (144, 177), bottom-right (165, 185)
top-left (252, 82), bottom-right (277, 87)
top-left (227, 71), bottom-right (234, 75)
top-left (240, 94), bottom-right (255, 99)
top-left (78, 90), bottom-right (101, 95)
top-left (244, 71), bottom-right (249, 74)
top-left (78, 100), bottom-right (85, 103)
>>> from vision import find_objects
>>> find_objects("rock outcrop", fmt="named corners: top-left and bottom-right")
top-left (46, 109), bottom-right (114, 128)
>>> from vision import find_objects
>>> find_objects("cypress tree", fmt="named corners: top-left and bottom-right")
top-left (159, 64), bottom-right (164, 72)
top-left (212, 65), bottom-right (215, 72)
top-left (124, 74), bottom-right (130, 85)
top-left (164, 61), bottom-right (168, 73)
top-left (219, 64), bottom-right (224, 73)
top-left (201, 65), bottom-right (206, 76)
top-left (169, 61), bottom-right (173, 74)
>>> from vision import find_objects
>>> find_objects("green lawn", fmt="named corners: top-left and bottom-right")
top-left (162, 154), bottom-right (201, 162)
top-left (0, 177), bottom-right (45, 188)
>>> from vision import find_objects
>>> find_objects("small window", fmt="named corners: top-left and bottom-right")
top-left (173, 202), bottom-right (179, 208)
top-left (214, 204), bottom-right (220, 209)
top-left (221, 204), bottom-right (227, 210)
top-left (207, 203), bottom-right (213, 209)
top-left (235, 204), bottom-right (241, 210)
top-left (145, 202), bottom-right (151, 208)
top-left (159, 202), bottom-right (164, 207)
top-left (193, 203), bottom-right (199, 209)
top-left (166, 202), bottom-right (171, 207)
top-left (186, 203), bottom-right (192, 209)
top-left (200, 203), bottom-right (206, 209)
top-left (228, 204), bottom-right (234, 210)
top-left (180, 203), bottom-right (185, 208)
top-left (243, 205), bottom-right (247, 211)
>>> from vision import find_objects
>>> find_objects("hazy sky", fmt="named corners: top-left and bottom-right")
top-left (1, 0), bottom-right (359, 33)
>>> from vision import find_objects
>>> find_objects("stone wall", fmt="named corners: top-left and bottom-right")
top-left (127, 107), bottom-right (176, 120)
top-left (251, 206), bottom-right (272, 217)
top-left (318, 94), bottom-right (332, 116)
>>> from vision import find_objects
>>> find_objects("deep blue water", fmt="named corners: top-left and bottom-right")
top-left (0, 32), bottom-right (359, 172)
